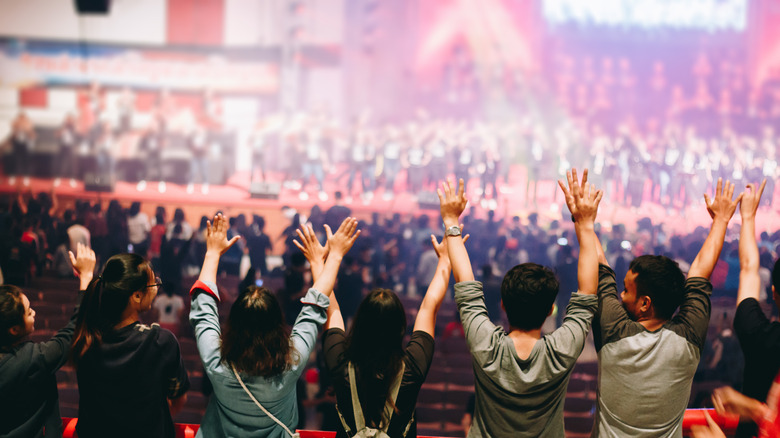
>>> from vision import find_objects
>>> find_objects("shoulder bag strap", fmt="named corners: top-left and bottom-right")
top-left (231, 364), bottom-right (300, 438)
top-left (347, 361), bottom-right (407, 433)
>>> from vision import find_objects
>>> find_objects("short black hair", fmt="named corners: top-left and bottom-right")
top-left (628, 255), bottom-right (685, 320)
top-left (501, 263), bottom-right (559, 330)
top-left (773, 258), bottom-right (780, 292)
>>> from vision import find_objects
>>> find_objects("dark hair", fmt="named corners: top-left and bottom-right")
top-left (155, 206), bottom-right (166, 225)
top-left (220, 286), bottom-right (297, 377)
top-left (128, 201), bottom-right (141, 217)
top-left (628, 255), bottom-right (685, 320)
top-left (501, 263), bottom-right (559, 330)
top-left (345, 289), bottom-right (407, 428)
top-left (0, 285), bottom-right (25, 349)
top-left (773, 258), bottom-right (780, 292)
top-left (70, 253), bottom-right (152, 366)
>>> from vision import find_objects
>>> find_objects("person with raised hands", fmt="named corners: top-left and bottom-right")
top-left (591, 178), bottom-right (742, 437)
top-left (439, 172), bottom-right (602, 438)
top-left (729, 180), bottom-right (779, 438)
top-left (0, 243), bottom-right (94, 438)
top-left (299, 217), bottom-right (462, 437)
top-left (189, 214), bottom-right (356, 438)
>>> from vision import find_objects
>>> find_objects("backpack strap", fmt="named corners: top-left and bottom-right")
top-left (231, 364), bottom-right (300, 438)
top-left (347, 361), bottom-right (406, 434)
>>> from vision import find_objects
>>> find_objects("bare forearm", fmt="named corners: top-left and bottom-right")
top-left (575, 221), bottom-right (598, 295)
top-left (737, 218), bottom-right (760, 303)
top-left (420, 260), bottom-right (451, 314)
top-left (689, 219), bottom-right (728, 279)
top-left (198, 252), bottom-right (221, 285)
top-left (312, 254), bottom-right (342, 297)
top-left (739, 218), bottom-right (758, 274)
top-left (310, 261), bottom-right (325, 283)
top-left (78, 272), bottom-right (94, 291)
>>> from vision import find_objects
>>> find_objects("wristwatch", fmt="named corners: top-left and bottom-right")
top-left (445, 225), bottom-right (462, 237)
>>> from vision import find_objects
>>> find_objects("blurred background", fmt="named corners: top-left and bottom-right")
top-left (2, 1), bottom-right (780, 436)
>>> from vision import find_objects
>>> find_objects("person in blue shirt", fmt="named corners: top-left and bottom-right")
top-left (190, 214), bottom-right (359, 438)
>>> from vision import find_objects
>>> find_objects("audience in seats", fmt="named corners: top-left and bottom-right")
top-left (4, 171), bottom-right (780, 437)
top-left (0, 244), bottom-right (93, 438)
top-left (439, 172), bottom-right (601, 437)
top-left (70, 252), bottom-right (189, 438)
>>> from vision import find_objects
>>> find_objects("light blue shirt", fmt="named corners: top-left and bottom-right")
top-left (190, 281), bottom-right (329, 438)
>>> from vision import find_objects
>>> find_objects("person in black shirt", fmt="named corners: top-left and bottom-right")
top-left (70, 252), bottom-right (189, 438)
top-left (0, 243), bottom-right (94, 438)
top-left (246, 215), bottom-right (272, 276)
top-left (303, 217), bottom-right (467, 437)
top-left (732, 180), bottom-right (778, 438)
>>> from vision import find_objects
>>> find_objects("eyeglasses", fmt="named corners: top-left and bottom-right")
top-left (145, 277), bottom-right (163, 289)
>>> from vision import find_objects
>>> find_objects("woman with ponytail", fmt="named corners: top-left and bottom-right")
top-left (190, 214), bottom-right (359, 438)
top-left (0, 243), bottom-right (94, 438)
top-left (70, 249), bottom-right (189, 438)
top-left (312, 227), bottom-right (467, 437)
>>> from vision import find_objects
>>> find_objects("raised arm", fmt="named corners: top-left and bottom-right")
top-left (688, 178), bottom-right (742, 279)
top-left (293, 223), bottom-right (328, 283)
top-left (413, 232), bottom-right (469, 336)
top-left (559, 168), bottom-right (603, 295)
top-left (295, 218), bottom-right (360, 331)
top-left (198, 213), bottom-right (241, 286)
top-left (737, 180), bottom-right (766, 305)
top-left (69, 242), bottom-right (95, 291)
top-left (438, 178), bottom-right (473, 282)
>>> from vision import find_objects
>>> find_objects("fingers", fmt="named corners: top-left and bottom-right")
top-left (463, 234), bottom-right (470, 244)
top-left (758, 178), bottom-right (767, 200)
top-left (558, 179), bottom-right (570, 198)
top-left (293, 239), bottom-right (305, 253)
top-left (226, 235), bottom-right (241, 249)
top-left (571, 168), bottom-right (579, 189)
top-left (715, 178), bottom-right (723, 197)
top-left (68, 251), bottom-right (76, 266)
top-left (457, 178), bottom-right (465, 200)
top-left (595, 189), bottom-right (604, 205)
top-left (581, 168), bottom-right (589, 187)
top-left (437, 188), bottom-right (444, 204)
top-left (703, 193), bottom-right (711, 206)
top-left (703, 410), bottom-right (719, 430)
top-left (726, 180), bottom-right (734, 200)
top-left (324, 224), bottom-right (333, 239)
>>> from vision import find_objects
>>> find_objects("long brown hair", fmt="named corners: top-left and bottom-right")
top-left (70, 253), bottom-right (151, 367)
top-left (345, 288), bottom-right (407, 428)
top-left (220, 286), bottom-right (298, 377)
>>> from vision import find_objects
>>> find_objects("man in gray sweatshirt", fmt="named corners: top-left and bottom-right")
top-left (438, 169), bottom-right (602, 437)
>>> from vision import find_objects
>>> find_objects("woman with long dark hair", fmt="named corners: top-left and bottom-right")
top-left (70, 250), bottom-right (189, 438)
top-left (190, 214), bottom-right (359, 437)
top-left (0, 244), bottom-right (94, 438)
top-left (302, 223), bottom-right (467, 437)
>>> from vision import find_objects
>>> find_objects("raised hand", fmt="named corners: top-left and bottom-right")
top-left (704, 178), bottom-right (742, 223)
top-left (712, 386), bottom-right (770, 422)
top-left (689, 411), bottom-right (726, 438)
top-left (431, 225), bottom-right (469, 260)
top-left (558, 168), bottom-right (603, 224)
top-left (325, 217), bottom-right (360, 258)
top-left (294, 223), bottom-right (328, 265)
top-left (69, 242), bottom-right (96, 278)
top-left (438, 178), bottom-right (468, 226)
top-left (739, 180), bottom-right (766, 221)
top-left (206, 213), bottom-right (240, 255)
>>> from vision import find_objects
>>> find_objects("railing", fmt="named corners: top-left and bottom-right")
top-left (61, 409), bottom-right (741, 438)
